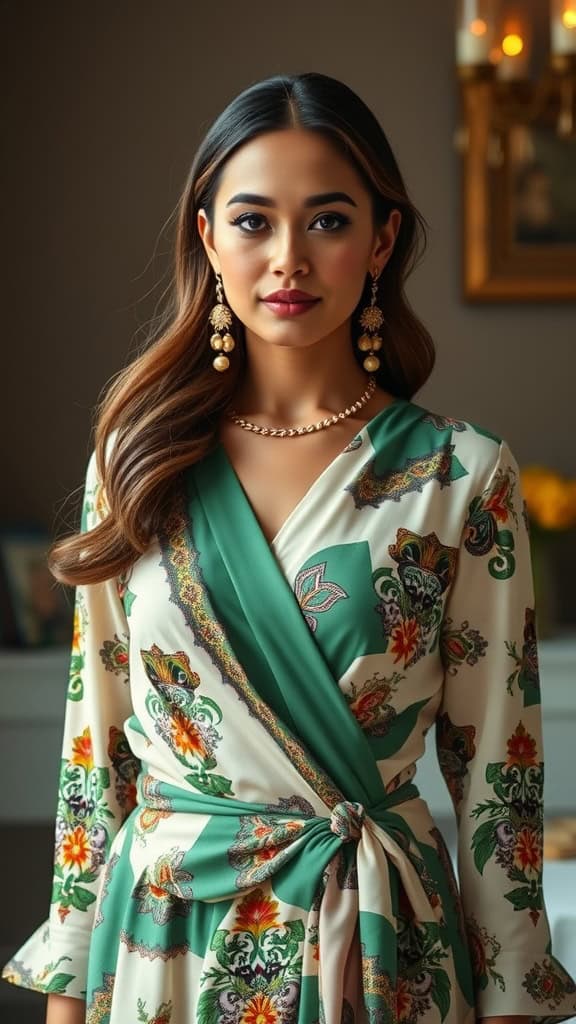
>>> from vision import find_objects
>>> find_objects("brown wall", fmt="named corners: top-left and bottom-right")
top-left (2, 0), bottom-right (574, 533)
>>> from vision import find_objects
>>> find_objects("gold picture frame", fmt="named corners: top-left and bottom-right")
top-left (460, 80), bottom-right (576, 301)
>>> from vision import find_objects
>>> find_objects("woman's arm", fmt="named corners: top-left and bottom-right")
top-left (436, 438), bottom-right (576, 1019)
top-left (2, 443), bottom-right (139, 1003)
top-left (46, 993), bottom-right (85, 1024)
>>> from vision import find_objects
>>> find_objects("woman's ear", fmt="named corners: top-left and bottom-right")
top-left (373, 209), bottom-right (402, 273)
top-left (197, 208), bottom-right (220, 274)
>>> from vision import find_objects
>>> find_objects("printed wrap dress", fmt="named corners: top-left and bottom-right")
top-left (3, 397), bottom-right (576, 1024)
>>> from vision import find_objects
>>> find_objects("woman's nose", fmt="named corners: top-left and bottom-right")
top-left (269, 227), bottom-right (310, 276)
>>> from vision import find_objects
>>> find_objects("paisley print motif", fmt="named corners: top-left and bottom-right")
top-left (440, 617), bottom-right (488, 675)
top-left (435, 713), bottom-right (476, 810)
top-left (99, 633), bottom-right (130, 682)
top-left (465, 915), bottom-right (505, 994)
top-left (464, 466), bottom-right (518, 580)
top-left (343, 671), bottom-right (402, 736)
top-left (373, 530), bottom-right (458, 669)
top-left (4, 414), bottom-right (575, 1021)
top-left (141, 643), bottom-right (234, 798)
top-left (196, 889), bottom-right (303, 1024)
top-left (345, 445), bottom-right (455, 510)
top-left (293, 561), bottom-right (348, 632)
top-left (522, 957), bottom-right (576, 1009)
top-left (505, 607), bottom-right (541, 706)
top-left (471, 722), bottom-right (543, 924)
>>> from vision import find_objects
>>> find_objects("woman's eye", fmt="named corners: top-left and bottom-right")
top-left (229, 212), bottom-right (350, 234)
top-left (230, 213), bottom-right (266, 232)
top-left (313, 213), bottom-right (350, 231)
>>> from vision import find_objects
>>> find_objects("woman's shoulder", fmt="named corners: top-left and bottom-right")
top-left (405, 397), bottom-right (519, 487)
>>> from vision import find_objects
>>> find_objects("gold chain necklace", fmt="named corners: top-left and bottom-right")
top-left (226, 376), bottom-right (377, 438)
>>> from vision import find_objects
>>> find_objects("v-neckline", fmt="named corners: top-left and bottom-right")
top-left (216, 395), bottom-right (410, 550)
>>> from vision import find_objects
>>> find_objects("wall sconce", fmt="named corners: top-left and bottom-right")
top-left (456, 0), bottom-right (576, 138)
top-left (455, 1), bottom-right (576, 301)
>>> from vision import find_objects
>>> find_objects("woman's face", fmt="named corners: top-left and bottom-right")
top-left (197, 128), bottom-right (401, 353)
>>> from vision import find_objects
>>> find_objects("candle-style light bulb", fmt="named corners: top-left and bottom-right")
top-left (456, 0), bottom-right (497, 68)
top-left (496, 7), bottom-right (531, 80)
top-left (551, 0), bottom-right (576, 56)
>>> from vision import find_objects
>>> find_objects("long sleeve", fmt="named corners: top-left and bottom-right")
top-left (1, 446), bottom-right (140, 1000)
top-left (436, 438), bottom-right (576, 1020)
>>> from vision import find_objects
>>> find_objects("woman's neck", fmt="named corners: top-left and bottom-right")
top-left (232, 328), bottom-right (371, 422)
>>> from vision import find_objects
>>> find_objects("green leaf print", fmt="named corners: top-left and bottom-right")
top-left (44, 973), bottom-right (75, 994)
top-left (504, 885), bottom-right (542, 913)
top-left (471, 819), bottom-right (498, 874)
top-left (430, 968), bottom-right (452, 1022)
top-left (69, 885), bottom-right (97, 912)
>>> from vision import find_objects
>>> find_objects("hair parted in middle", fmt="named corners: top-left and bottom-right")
top-left (48, 71), bottom-right (435, 589)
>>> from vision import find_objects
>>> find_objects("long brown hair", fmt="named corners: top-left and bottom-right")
top-left (49, 71), bottom-right (435, 588)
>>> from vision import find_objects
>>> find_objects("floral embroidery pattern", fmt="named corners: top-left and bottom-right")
top-left (435, 713), bottom-right (476, 810)
top-left (429, 826), bottom-right (468, 945)
top-left (465, 915), bottom-right (505, 993)
top-left (360, 946), bottom-right (395, 1016)
top-left (343, 434), bottom-right (363, 452)
top-left (346, 445), bottom-right (455, 510)
top-left (440, 617), bottom-right (487, 676)
top-left (133, 848), bottom-right (194, 924)
top-left (134, 775), bottom-right (173, 846)
top-left (86, 970), bottom-right (115, 1024)
top-left (94, 852), bottom-right (119, 928)
top-left (505, 608), bottom-right (541, 706)
top-left (1, 954), bottom-right (74, 995)
top-left (422, 413), bottom-right (466, 432)
top-left (159, 497), bottom-right (343, 810)
top-left (228, 812), bottom-right (307, 888)
top-left (99, 634), bottom-right (130, 683)
top-left (396, 898), bottom-right (452, 1023)
top-left (107, 726), bottom-right (140, 819)
top-left (136, 998), bottom-right (173, 1023)
top-left (464, 466), bottom-right (518, 580)
top-left (52, 727), bottom-right (113, 923)
top-left (293, 561), bottom-right (348, 633)
top-left (68, 592), bottom-right (87, 701)
top-left (471, 721), bottom-right (543, 924)
top-left (119, 930), bottom-right (192, 961)
top-left (373, 529), bottom-right (458, 669)
top-left (141, 644), bottom-right (234, 798)
top-left (522, 957), bottom-right (576, 1008)
top-left (197, 888), bottom-right (303, 1024)
top-left (117, 565), bottom-right (137, 617)
top-left (343, 670), bottom-right (403, 736)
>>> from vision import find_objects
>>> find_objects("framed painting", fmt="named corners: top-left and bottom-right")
top-left (460, 79), bottom-right (576, 301)
top-left (0, 529), bottom-right (73, 647)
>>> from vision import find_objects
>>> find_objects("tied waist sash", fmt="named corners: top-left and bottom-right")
top-left (135, 770), bottom-right (435, 926)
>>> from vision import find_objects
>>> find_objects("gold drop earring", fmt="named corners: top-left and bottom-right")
top-left (357, 268), bottom-right (384, 373)
top-left (209, 271), bottom-right (236, 372)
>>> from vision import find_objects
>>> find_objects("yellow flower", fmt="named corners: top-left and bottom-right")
top-left (521, 465), bottom-right (576, 531)
top-left (71, 727), bottom-right (94, 771)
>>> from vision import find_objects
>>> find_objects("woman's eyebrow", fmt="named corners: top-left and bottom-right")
top-left (225, 191), bottom-right (358, 208)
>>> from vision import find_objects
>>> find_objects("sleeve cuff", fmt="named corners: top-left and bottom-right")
top-left (473, 949), bottom-right (576, 1022)
top-left (1, 919), bottom-right (88, 999)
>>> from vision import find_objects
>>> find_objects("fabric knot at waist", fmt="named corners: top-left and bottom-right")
top-left (329, 800), bottom-right (365, 841)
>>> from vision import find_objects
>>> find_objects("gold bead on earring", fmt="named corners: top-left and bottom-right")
top-left (209, 272), bottom-right (236, 372)
top-left (357, 269), bottom-right (384, 372)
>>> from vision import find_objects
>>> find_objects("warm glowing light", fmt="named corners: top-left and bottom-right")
top-left (502, 33), bottom-right (524, 56)
top-left (562, 10), bottom-right (576, 29)
top-left (470, 18), bottom-right (487, 36)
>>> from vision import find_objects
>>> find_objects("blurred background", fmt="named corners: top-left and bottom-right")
top-left (1, 1), bottom-right (575, 1020)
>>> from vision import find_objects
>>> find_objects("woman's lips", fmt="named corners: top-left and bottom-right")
top-left (261, 298), bottom-right (321, 317)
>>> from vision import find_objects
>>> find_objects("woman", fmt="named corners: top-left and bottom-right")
top-left (3, 72), bottom-right (575, 1024)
